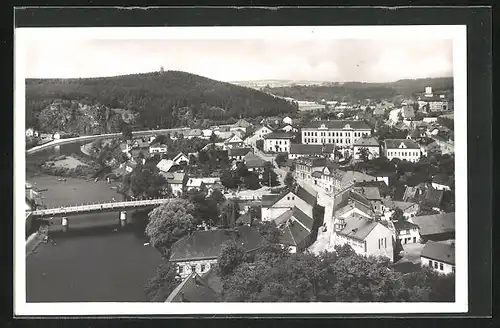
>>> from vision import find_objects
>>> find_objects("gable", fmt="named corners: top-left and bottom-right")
top-left (272, 192), bottom-right (313, 217)
top-left (399, 142), bottom-right (407, 149)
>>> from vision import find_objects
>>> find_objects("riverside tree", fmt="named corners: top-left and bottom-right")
top-left (145, 198), bottom-right (195, 257)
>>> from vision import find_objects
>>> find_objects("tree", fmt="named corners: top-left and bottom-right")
top-left (261, 166), bottom-right (279, 187)
top-left (357, 147), bottom-right (370, 162)
top-left (186, 190), bottom-right (220, 225)
top-left (275, 153), bottom-right (288, 167)
top-left (145, 198), bottom-right (195, 256)
top-left (217, 240), bottom-right (246, 276)
top-left (257, 221), bottom-right (281, 245)
top-left (390, 207), bottom-right (405, 221)
top-left (243, 173), bottom-right (261, 190)
top-left (284, 172), bottom-right (296, 191)
top-left (256, 139), bottom-right (264, 151)
top-left (209, 132), bottom-right (217, 143)
top-left (121, 124), bottom-right (133, 140)
top-left (144, 262), bottom-right (180, 302)
top-left (219, 199), bottom-right (240, 228)
top-left (121, 166), bottom-right (167, 199)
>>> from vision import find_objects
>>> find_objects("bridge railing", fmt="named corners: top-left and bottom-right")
top-left (31, 198), bottom-right (171, 216)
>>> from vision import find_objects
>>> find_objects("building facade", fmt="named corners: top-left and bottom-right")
top-left (301, 120), bottom-right (371, 148)
top-left (383, 139), bottom-right (421, 162)
top-left (353, 137), bottom-right (380, 161)
top-left (263, 132), bottom-right (294, 153)
top-left (420, 241), bottom-right (455, 275)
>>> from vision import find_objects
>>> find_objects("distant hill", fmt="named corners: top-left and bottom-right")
top-left (26, 71), bottom-right (298, 130)
top-left (265, 77), bottom-right (454, 102)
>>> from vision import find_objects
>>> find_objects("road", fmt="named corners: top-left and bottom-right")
top-left (307, 182), bottom-right (336, 254)
top-left (26, 127), bottom-right (191, 154)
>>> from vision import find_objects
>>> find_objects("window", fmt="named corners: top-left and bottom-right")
top-left (179, 266), bottom-right (184, 273)
top-left (191, 265), bottom-right (196, 272)
top-left (287, 196), bottom-right (290, 200)
top-left (364, 241), bottom-right (367, 252)
top-left (434, 262), bottom-right (438, 269)
top-left (439, 263), bottom-right (443, 271)
top-left (378, 239), bottom-right (380, 249)
top-left (429, 260), bottom-right (433, 267)
top-left (384, 237), bottom-right (387, 248)
top-left (201, 264), bottom-right (206, 272)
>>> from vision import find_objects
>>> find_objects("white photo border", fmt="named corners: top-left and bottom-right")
top-left (14, 25), bottom-right (467, 316)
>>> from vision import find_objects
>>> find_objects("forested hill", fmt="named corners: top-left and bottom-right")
top-left (26, 71), bottom-right (298, 130)
top-left (265, 77), bottom-right (454, 102)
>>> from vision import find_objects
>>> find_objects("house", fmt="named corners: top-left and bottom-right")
top-left (283, 116), bottom-right (293, 125)
top-left (353, 137), bottom-right (380, 161)
top-left (339, 171), bottom-right (377, 190)
top-left (149, 143), bottom-right (168, 154)
top-left (372, 107), bottom-right (385, 116)
top-left (39, 133), bottom-right (53, 143)
top-left (223, 134), bottom-right (244, 149)
top-left (401, 106), bottom-right (415, 120)
top-left (417, 87), bottom-right (449, 112)
top-left (243, 153), bottom-right (268, 177)
top-left (186, 178), bottom-right (205, 192)
top-left (165, 272), bottom-right (218, 302)
top-left (235, 118), bottom-right (252, 129)
top-left (172, 152), bottom-right (190, 165)
top-left (228, 147), bottom-right (252, 162)
top-left (25, 127), bottom-right (39, 138)
top-left (156, 159), bottom-right (176, 173)
top-left (261, 184), bottom-right (317, 221)
top-left (383, 139), bottom-right (421, 162)
top-left (281, 124), bottom-right (298, 133)
top-left (431, 174), bottom-right (452, 191)
top-left (382, 199), bottom-right (420, 218)
top-left (293, 156), bottom-right (327, 184)
top-left (169, 226), bottom-right (263, 278)
top-left (420, 241), bottom-right (455, 274)
top-left (253, 125), bottom-right (274, 140)
top-left (334, 213), bottom-right (395, 262)
top-left (334, 197), bottom-right (375, 222)
top-left (263, 132), bottom-right (294, 153)
top-left (275, 206), bottom-right (318, 253)
top-left (202, 129), bottom-right (214, 139)
top-left (393, 220), bottom-right (420, 244)
top-left (183, 129), bottom-right (203, 140)
top-left (352, 186), bottom-right (382, 214)
top-left (288, 144), bottom-right (335, 160)
top-left (53, 132), bottom-right (61, 140)
top-left (319, 163), bottom-right (344, 193)
top-left (410, 212), bottom-right (455, 242)
top-left (301, 121), bottom-right (371, 149)
top-left (159, 172), bottom-right (187, 197)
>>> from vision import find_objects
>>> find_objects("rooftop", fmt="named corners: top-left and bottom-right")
top-left (228, 147), bottom-right (252, 157)
top-left (384, 139), bottom-right (420, 150)
top-left (354, 137), bottom-right (379, 147)
top-left (263, 132), bottom-right (295, 140)
top-left (169, 226), bottom-right (263, 262)
top-left (411, 212), bottom-right (455, 237)
top-left (303, 120), bottom-right (371, 130)
top-left (337, 213), bottom-right (379, 241)
top-left (244, 153), bottom-right (268, 168)
top-left (421, 241), bottom-right (455, 265)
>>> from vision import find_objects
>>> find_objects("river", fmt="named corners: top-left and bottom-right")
top-left (25, 141), bottom-right (164, 302)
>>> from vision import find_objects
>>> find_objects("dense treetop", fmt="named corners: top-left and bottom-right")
top-left (26, 70), bottom-right (298, 130)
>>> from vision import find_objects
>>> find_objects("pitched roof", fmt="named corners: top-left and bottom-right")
top-left (341, 171), bottom-right (377, 187)
top-left (156, 159), bottom-right (175, 172)
top-left (421, 241), bottom-right (455, 265)
top-left (294, 184), bottom-right (318, 207)
top-left (160, 172), bottom-right (186, 184)
top-left (335, 202), bottom-right (374, 218)
top-left (289, 144), bottom-right (323, 155)
top-left (337, 213), bottom-right (379, 241)
top-left (353, 186), bottom-right (381, 201)
top-left (303, 120), bottom-right (371, 130)
top-left (278, 207), bottom-right (314, 247)
top-left (169, 226), bottom-right (263, 262)
top-left (244, 153), bottom-right (268, 168)
top-left (424, 188), bottom-right (444, 207)
top-left (228, 147), bottom-right (252, 157)
top-left (165, 272), bottom-right (217, 302)
top-left (382, 199), bottom-right (418, 212)
top-left (349, 189), bottom-right (373, 208)
top-left (402, 106), bottom-right (415, 118)
top-left (384, 139), bottom-right (420, 149)
top-left (183, 129), bottom-right (203, 137)
top-left (411, 212), bottom-right (455, 236)
top-left (354, 137), bottom-right (379, 147)
top-left (393, 220), bottom-right (419, 231)
top-left (263, 132), bottom-right (294, 139)
top-left (432, 174), bottom-right (452, 186)
top-left (186, 178), bottom-right (203, 188)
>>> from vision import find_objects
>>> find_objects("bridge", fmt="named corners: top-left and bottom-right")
top-left (30, 198), bottom-right (172, 218)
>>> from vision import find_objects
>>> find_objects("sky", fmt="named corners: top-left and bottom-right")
top-left (24, 38), bottom-right (453, 83)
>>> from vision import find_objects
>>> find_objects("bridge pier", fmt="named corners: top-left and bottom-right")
top-left (62, 217), bottom-right (68, 232)
top-left (119, 211), bottom-right (127, 227)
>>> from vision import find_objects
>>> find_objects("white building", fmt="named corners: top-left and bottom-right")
top-left (261, 184), bottom-right (317, 221)
top-left (281, 124), bottom-right (298, 133)
top-left (420, 241), bottom-right (455, 275)
top-left (263, 132), bottom-right (294, 153)
top-left (301, 121), bottom-right (371, 152)
top-left (282, 116), bottom-right (293, 125)
top-left (383, 139), bottom-right (421, 162)
top-left (431, 174), bottom-right (452, 191)
top-left (156, 159), bottom-right (176, 173)
top-left (254, 125), bottom-right (274, 140)
top-left (149, 143), bottom-right (168, 154)
top-left (393, 220), bottom-right (420, 244)
top-left (334, 213), bottom-right (395, 262)
top-left (353, 137), bottom-right (380, 161)
top-left (25, 128), bottom-right (39, 138)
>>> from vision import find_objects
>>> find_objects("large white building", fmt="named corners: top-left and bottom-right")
top-left (383, 139), bottom-right (421, 162)
top-left (301, 120), bottom-right (372, 147)
top-left (420, 241), bottom-right (455, 275)
top-left (263, 132), bottom-right (294, 153)
top-left (417, 87), bottom-right (449, 112)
